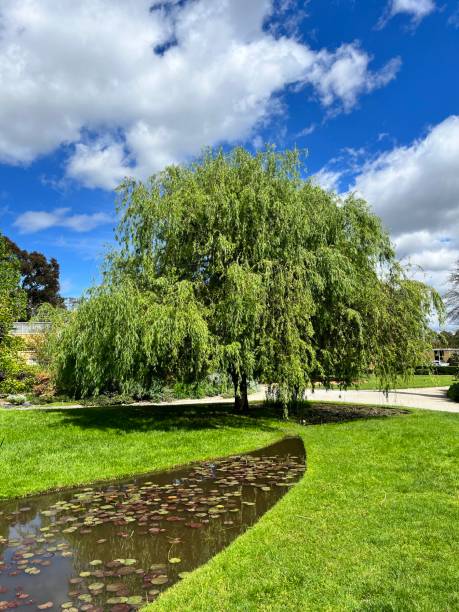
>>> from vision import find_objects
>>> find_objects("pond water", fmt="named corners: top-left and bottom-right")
top-left (0, 437), bottom-right (305, 611)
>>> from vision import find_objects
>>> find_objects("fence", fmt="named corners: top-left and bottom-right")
top-left (11, 321), bottom-right (52, 335)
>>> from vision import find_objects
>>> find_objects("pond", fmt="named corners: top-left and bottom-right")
top-left (0, 436), bottom-right (305, 611)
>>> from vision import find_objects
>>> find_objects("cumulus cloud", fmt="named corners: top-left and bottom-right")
top-left (351, 115), bottom-right (459, 293)
top-left (379, 0), bottom-right (436, 27)
top-left (0, 0), bottom-right (400, 189)
top-left (311, 168), bottom-right (343, 192)
top-left (14, 207), bottom-right (112, 234)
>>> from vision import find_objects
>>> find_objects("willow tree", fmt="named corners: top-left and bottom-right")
top-left (75, 146), bottom-right (435, 412)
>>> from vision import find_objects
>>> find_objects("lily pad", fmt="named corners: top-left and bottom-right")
top-left (150, 576), bottom-right (168, 585)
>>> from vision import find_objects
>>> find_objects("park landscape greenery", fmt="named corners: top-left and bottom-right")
top-left (0, 405), bottom-right (457, 610)
top-left (36, 147), bottom-right (442, 411)
top-left (0, 146), bottom-right (458, 610)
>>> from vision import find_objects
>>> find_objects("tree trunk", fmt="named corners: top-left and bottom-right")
top-left (240, 373), bottom-right (249, 414)
top-left (231, 370), bottom-right (242, 412)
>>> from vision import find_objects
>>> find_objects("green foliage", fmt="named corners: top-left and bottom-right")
top-left (432, 329), bottom-right (459, 348)
top-left (0, 233), bottom-right (26, 338)
top-left (56, 280), bottom-right (210, 398)
top-left (6, 393), bottom-right (27, 405)
top-left (416, 365), bottom-right (458, 375)
top-left (3, 236), bottom-right (63, 319)
top-left (447, 353), bottom-right (459, 366)
top-left (28, 302), bottom-right (72, 371)
top-left (55, 147), bottom-right (442, 411)
top-left (446, 382), bottom-right (459, 401)
top-left (0, 233), bottom-right (32, 394)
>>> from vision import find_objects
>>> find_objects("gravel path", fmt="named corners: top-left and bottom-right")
top-left (2, 385), bottom-right (457, 413)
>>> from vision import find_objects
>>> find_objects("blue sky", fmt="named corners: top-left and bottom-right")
top-left (0, 0), bottom-right (458, 298)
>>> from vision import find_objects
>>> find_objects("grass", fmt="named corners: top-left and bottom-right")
top-left (0, 403), bottom-right (457, 610)
top-left (0, 403), bottom-right (285, 500)
top-left (353, 373), bottom-right (455, 390)
top-left (150, 409), bottom-right (459, 611)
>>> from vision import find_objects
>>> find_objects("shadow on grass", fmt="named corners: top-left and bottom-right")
top-left (47, 401), bottom-right (406, 434)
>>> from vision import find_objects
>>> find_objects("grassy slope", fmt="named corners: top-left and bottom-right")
top-left (152, 411), bottom-right (459, 612)
top-left (0, 404), bottom-right (284, 500)
top-left (1, 405), bottom-right (457, 610)
top-left (354, 374), bottom-right (455, 390)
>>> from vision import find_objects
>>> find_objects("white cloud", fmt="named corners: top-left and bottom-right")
top-left (0, 0), bottom-right (400, 189)
top-left (350, 115), bottom-right (459, 293)
top-left (379, 0), bottom-right (435, 27)
top-left (305, 45), bottom-right (400, 112)
top-left (312, 168), bottom-right (343, 192)
top-left (66, 141), bottom-right (131, 190)
top-left (14, 207), bottom-right (112, 234)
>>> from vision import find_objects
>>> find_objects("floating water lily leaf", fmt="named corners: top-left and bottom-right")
top-left (169, 558), bottom-right (181, 564)
top-left (88, 582), bottom-right (104, 591)
top-left (106, 583), bottom-right (125, 592)
top-left (37, 602), bottom-right (53, 609)
top-left (178, 572), bottom-right (191, 579)
top-left (121, 559), bottom-right (136, 566)
top-left (24, 567), bottom-right (40, 575)
top-left (126, 596), bottom-right (142, 604)
top-left (89, 560), bottom-right (102, 566)
top-left (110, 605), bottom-right (130, 612)
top-left (79, 571), bottom-right (91, 577)
top-left (150, 576), bottom-right (168, 585)
top-left (77, 594), bottom-right (92, 602)
top-left (61, 603), bottom-right (74, 609)
top-left (106, 597), bottom-right (128, 604)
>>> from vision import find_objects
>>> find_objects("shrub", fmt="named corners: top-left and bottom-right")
top-left (6, 394), bottom-right (27, 405)
top-left (32, 372), bottom-right (56, 399)
top-left (447, 382), bottom-right (459, 402)
top-left (415, 365), bottom-right (459, 375)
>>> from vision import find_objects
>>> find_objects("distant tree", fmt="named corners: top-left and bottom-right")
top-left (55, 147), bottom-right (443, 412)
top-left (3, 238), bottom-right (63, 319)
top-left (433, 329), bottom-right (459, 348)
top-left (0, 233), bottom-right (31, 393)
top-left (446, 259), bottom-right (459, 324)
top-left (0, 234), bottom-right (25, 342)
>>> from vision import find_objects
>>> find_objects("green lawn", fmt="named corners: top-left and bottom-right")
top-left (151, 409), bottom-right (458, 611)
top-left (0, 404), bottom-right (457, 610)
top-left (0, 404), bottom-right (284, 500)
top-left (353, 373), bottom-right (455, 390)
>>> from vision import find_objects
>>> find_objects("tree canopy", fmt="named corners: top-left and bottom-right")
top-left (0, 233), bottom-right (30, 393)
top-left (3, 237), bottom-right (63, 319)
top-left (56, 147), bottom-right (443, 411)
top-left (0, 234), bottom-right (25, 342)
